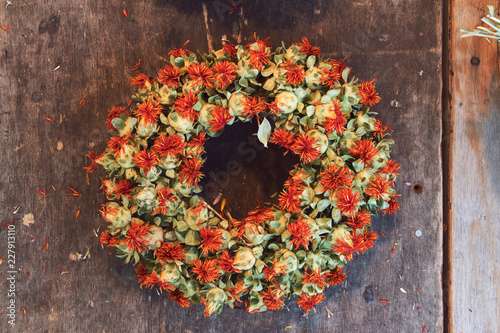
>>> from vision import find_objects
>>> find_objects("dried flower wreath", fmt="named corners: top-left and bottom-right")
top-left (86, 36), bottom-right (400, 316)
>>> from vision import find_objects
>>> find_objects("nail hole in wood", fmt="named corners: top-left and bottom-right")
top-left (470, 57), bottom-right (480, 66)
top-left (413, 183), bottom-right (423, 194)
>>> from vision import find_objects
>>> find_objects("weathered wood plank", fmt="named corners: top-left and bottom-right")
top-left (448, 1), bottom-right (500, 332)
top-left (0, 1), bottom-right (442, 332)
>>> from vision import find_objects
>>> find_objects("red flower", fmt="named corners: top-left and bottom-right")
top-left (321, 60), bottom-right (349, 89)
top-left (352, 230), bottom-right (378, 254)
top-left (99, 204), bottom-right (119, 223)
top-left (105, 106), bottom-right (127, 130)
top-left (134, 98), bottom-right (162, 125)
top-left (288, 217), bottom-right (313, 250)
top-left (158, 64), bottom-right (181, 88)
top-left (365, 175), bottom-right (391, 200)
top-left (135, 264), bottom-right (149, 287)
top-left (382, 194), bottom-right (400, 215)
top-left (346, 210), bottom-right (372, 230)
top-left (292, 132), bottom-right (320, 163)
top-left (242, 96), bottom-right (267, 119)
top-left (153, 133), bottom-right (186, 158)
top-left (209, 106), bottom-right (232, 131)
top-left (84, 151), bottom-right (104, 173)
top-left (248, 42), bottom-right (271, 71)
top-left (282, 60), bottom-right (305, 86)
top-left (263, 261), bottom-right (287, 282)
top-left (191, 259), bottom-right (220, 283)
top-left (262, 285), bottom-right (285, 311)
top-left (130, 73), bottom-right (153, 89)
top-left (114, 179), bottom-right (135, 198)
top-left (380, 159), bottom-right (400, 178)
top-left (99, 230), bottom-right (120, 247)
top-left (296, 293), bottom-right (325, 316)
top-left (187, 132), bottom-right (208, 155)
top-left (333, 238), bottom-right (355, 261)
top-left (323, 102), bottom-right (346, 135)
top-left (270, 128), bottom-right (295, 151)
top-left (294, 37), bottom-right (321, 57)
top-left (179, 157), bottom-right (204, 187)
top-left (187, 63), bottom-right (214, 90)
top-left (278, 185), bottom-right (303, 214)
top-left (358, 79), bottom-right (381, 106)
top-left (319, 164), bottom-right (353, 193)
top-left (107, 134), bottom-right (132, 157)
top-left (335, 187), bottom-right (361, 216)
top-left (168, 40), bottom-right (192, 58)
top-left (244, 207), bottom-right (275, 225)
top-left (174, 91), bottom-right (199, 122)
top-left (199, 227), bottom-right (224, 255)
top-left (124, 220), bottom-right (150, 252)
top-left (168, 288), bottom-right (191, 308)
top-left (373, 119), bottom-right (392, 138)
top-left (349, 138), bottom-right (378, 165)
top-left (212, 61), bottom-right (237, 90)
top-left (302, 268), bottom-right (327, 289)
top-left (323, 267), bottom-right (346, 286)
top-left (153, 187), bottom-right (177, 215)
top-left (155, 242), bottom-right (185, 264)
top-left (266, 100), bottom-right (281, 115)
top-left (217, 250), bottom-right (240, 273)
top-left (133, 149), bottom-right (159, 173)
top-left (228, 280), bottom-right (246, 303)
top-left (223, 43), bottom-right (237, 58)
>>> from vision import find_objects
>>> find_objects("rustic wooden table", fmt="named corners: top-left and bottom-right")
top-left (0, 0), bottom-right (494, 332)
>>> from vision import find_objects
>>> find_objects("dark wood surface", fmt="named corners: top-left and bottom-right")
top-left (0, 1), bottom-right (443, 332)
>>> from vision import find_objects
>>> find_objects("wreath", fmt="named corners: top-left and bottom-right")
top-left (85, 36), bottom-right (400, 317)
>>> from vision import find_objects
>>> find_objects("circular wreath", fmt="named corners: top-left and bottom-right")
top-left (86, 36), bottom-right (400, 317)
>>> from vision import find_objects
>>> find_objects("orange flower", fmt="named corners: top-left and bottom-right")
top-left (84, 151), bottom-right (104, 173)
top-left (321, 60), bottom-right (348, 89)
top-left (228, 280), bottom-right (246, 303)
top-left (373, 119), bottom-right (392, 138)
top-left (244, 207), bottom-right (275, 225)
top-left (294, 37), bottom-right (321, 57)
top-left (333, 238), bottom-right (355, 261)
top-left (288, 217), bottom-right (313, 249)
top-left (302, 268), bottom-right (327, 289)
top-left (191, 259), bottom-right (220, 283)
top-left (153, 187), bottom-right (177, 215)
top-left (335, 187), bottom-right (361, 216)
top-left (292, 132), bottom-right (320, 163)
top-left (168, 40), bottom-right (192, 58)
top-left (346, 210), bottom-right (372, 230)
top-left (365, 175), bottom-right (391, 200)
top-left (262, 285), bottom-right (285, 311)
top-left (99, 230), bottom-right (120, 247)
top-left (323, 102), bottom-right (346, 135)
top-left (242, 96), bottom-right (267, 119)
top-left (133, 149), bottom-right (159, 173)
top-left (212, 61), bottom-right (237, 90)
top-left (187, 63), bottom-right (214, 90)
top-left (382, 194), bottom-right (400, 215)
top-left (323, 267), bottom-right (346, 286)
top-left (130, 73), bottom-right (153, 89)
top-left (270, 128), bottom-right (295, 151)
top-left (158, 64), bottom-right (181, 88)
top-left (155, 242), bottom-right (185, 264)
top-left (217, 250), bottom-right (239, 273)
top-left (168, 288), bottom-right (191, 308)
top-left (349, 138), bottom-right (378, 165)
top-left (209, 106), bottom-right (232, 131)
top-left (174, 91), bottom-right (199, 122)
top-left (296, 293), bottom-right (325, 316)
top-left (179, 157), bottom-right (204, 187)
top-left (105, 106), bottom-right (127, 130)
top-left (319, 164), bottom-right (353, 193)
top-left (223, 43), bottom-right (237, 58)
top-left (134, 98), bottom-right (162, 125)
top-left (358, 79), bottom-right (381, 106)
top-left (199, 227), bottom-right (224, 255)
top-left (124, 220), bottom-right (150, 252)
top-left (135, 264), bottom-right (149, 287)
top-left (107, 134), bottom-right (132, 157)
top-left (352, 230), bottom-right (378, 254)
top-left (282, 60), bottom-right (305, 86)
top-left (278, 185), bottom-right (302, 214)
top-left (114, 179), bottom-right (135, 198)
top-left (248, 42), bottom-right (271, 71)
top-left (152, 133), bottom-right (186, 158)
top-left (380, 159), bottom-right (400, 178)
top-left (187, 132), bottom-right (208, 155)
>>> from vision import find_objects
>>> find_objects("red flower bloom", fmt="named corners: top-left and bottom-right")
top-left (248, 42), bottom-right (271, 71)
top-left (373, 119), bottom-right (392, 138)
top-left (217, 250), bottom-right (240, 273)
top-left (209, 106), bottom-right (232, 131)
top-left (244, 207), bottom-right (275, 225)
top-left (282, 60), bottom-right (305, 86)
top-left (346, 210), bottom-right (372, 230)
top-left (349, 138), bottom-right (378, 165)
top-left (262, 285), bottom-right (285, 311)
top-left (135, 264), bottom-right (149, 287)
top-left (84, 151), bottom-right (104, 173)
top-left (270, 128), bottom-right (295, 151)
top-left (130, 73), bottom-right (153, 89)
top-left (319, 164), bottom-right (353, 193)
top-left (303, 268), bottom-right (328, 289)
top-left (288, 217), bottom-right (313, 250)
top-left (124, 220), bottom-right (150, 253)
top-left (153, 187), bottom-right (177, 215)
top-left (187, 63), bottom-right (214, 90)
top-left (333, 238), bottom-right (355, 261)
top-left (168, 40), bottom-right (192, 58)
top-left (292, 132), bottom-right (320, 163)
top-left (335, 187), bottom-right (361, 216)
top-left (152, 133), bottom-right (186, 158)
top-left (105, 106), bottom-right (127, 130)
top-left (174, 91), bottom-right (199, 122)
top-left (323, 267), bottom-right (346, 286)
top-left (212, 61), bottom-right (237, 90)
top-left (380, 159), bottom-right (400, 178)
top-left (365, 175), bottom-right (391, 200)
top-left (114, 179), bottom-right (135, 198)
top-left (168, 288), bottom-right (191, 308)
top-left (323, 102), bottom-right (346, 135)
top-left (223, 43), bottom-right (237, 58)
top-left (99, 204), bottom-right (119, 223)
top-left (358, 79), bottom-right (381, 106)
top-left (242, 96), bottom-right (267, 119)
top-left (294, 37), bottom-right (321, 57)
top-left (321, 60), bottom-right (349, 89)
top-left (133, 149), bottom-right (159, 173)
top-left (228, 280), bottom-right (246, 303)
top-left (155, 242), bottom-right (185, 264)
top-left (278, 185), bottom-right (303, 214)
top-left (263, 261), bottom-right (287, 282)
top-left (296, 293), bottom-right (325, 317)
top-left (134, 98), bottom-right (162, 125)
top-left (266, 100), bottom-right (281, 115)
top-left (199, 227), bottom-right (224, 255)
top-left (191, 259), bottom-right (220, 283)
top-left (179, 157), bottom-right (204, 187)
top-left (107, 134), bottom-right (132, 157)
top-left (99, 230), bottom-right (120, 247)
top-left (352, 230), bottom-right (378, 254)
top-left (382, 194), bottom-right (400, 215)
top-left (158, 64), bottom-right (181, 88)
top-left (187, 132), bottom-right (208, 155)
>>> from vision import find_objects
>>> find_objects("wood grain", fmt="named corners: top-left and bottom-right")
top-left (0, 1), bottom-right (443, 332)
top-left (448, 1), bottom-right (500, 332)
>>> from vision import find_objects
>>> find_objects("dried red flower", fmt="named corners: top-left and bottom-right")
top-left (319, 164), bottom-right (353, 193)
top-left (303, 268), bottom-right (328, 289)
top-left (346, 210), bottom-right (372, 230)
top-left (99, 230), bottom-right (120, 247)
top-left (107, 134), bottom-right (132, 157)
top-left (187, 132), bottom-right (208, 155)
top-left (135, 264), bottom-right (149, 287)
top-left (130, 73), bottom-right (153, 90)
top-left (292, 132), bottom-right (320, 163)
top-left (191, 259), bottom-right (220, 283)
top-left (114, 179), bottom-right (135, 198)
top-left (187, 63), bottom-right (214, 90)
top-left (155, 242), bottom-right (186, 264)
top-left (333, 238), bottom-right (355, 261)
top-left (296, 293), bottom-right (325, 316)
top-left (153, 187), bottom-right (177, 215)
top-left (217, 250), bottom-right (239, 273)
top-left (133, 149), bottom-right (159, 173)
top-left (365, 175), bottom-right (391, 200)
top-left (174, 91), bottom-right (199, 122)
top-left (380, 159), bottom-right (400, 178)
top-left (124, 220), bottom-right (150, 252)
top-left (209, 106), bottom-right (232, 131)
top-left (323, 102), bottom-right (346, 135)
top-left (179, 157), bottom-right (204, 187)
top-left (84, 151), bottom-right (104, 173)
top-left (278, 185), bottom-right (303, 214)
top-left (134, 98), bottom-right (162, 125)
top-left (294, 37), bottom-right (321, 57)
top-left (223, 43), bottom-right (237, 58)
top-left (199, 227), bottom-right (224, 255)
top-left (105, 106), bottom-right (127, 130)
top-left (323, 267), bottom-right (346, 286)
top-left (321, 60), bottom-right (348, 89)
top-left (282, 60), bottom-right (305, 86)
top-left (248, 42), bottom-right (271, 71)
top-left (270, 128), bottom-right (295, 151)
top-left (168, 40), bottom-right (192, 58)
top-left (288, 217), bottom-right (313, 250)
top-left (262, 285), bottom-right (285, 311)
top-left (373, 119), bottom-right (392, 138)
top-left (335, 187), bottom-right (361, 216)
top-left (158, 64), bottom-right (181, 88)
top-left (352, 230), bottom-right (378, 254)
top-left (168, 288), bottom-right (191, 308)
top-left (358, 79), bottom-right (381, 106)
top-left (153, 133), bottom-right (186, 158)
top-left (382, 194), bottom-right (401, 215)
top-left (349, 138), bottom-right (378, 165)
top-left (242, 96), bottom-right (267, 119)
top-left (212, 61), bottom-right (237, 90)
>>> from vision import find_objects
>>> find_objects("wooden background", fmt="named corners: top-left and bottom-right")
top-left (3, 0), bottom-right (492, 331)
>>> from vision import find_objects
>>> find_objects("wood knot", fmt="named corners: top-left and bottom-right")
top-left (470, 57), bottom-right (480, 66)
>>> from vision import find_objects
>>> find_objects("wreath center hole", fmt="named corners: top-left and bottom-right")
top-left (200, 120), bottom-right (299, 220)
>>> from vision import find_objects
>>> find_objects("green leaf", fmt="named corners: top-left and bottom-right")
top-left (342, 67), bottom-right (351, 82)
top-left (317, 199), bottom-right (331, 212)
top-left (306, 55), bottom-right (316, 70)
top-left (352, 159), bottom-right (364, 173)
top-left (111, 118), bottom-right (125, 130)
top-left (257, 118), bottom-right (272, 148)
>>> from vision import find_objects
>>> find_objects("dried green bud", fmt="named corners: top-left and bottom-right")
top-left (233, 247), bottom-right (256, 271)
top-left (275, 91), bottom-right (298, 114)
top-left (203, 287), bottom-right (227, 316)
top-left (160, 263), bottom-right (181, 283)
